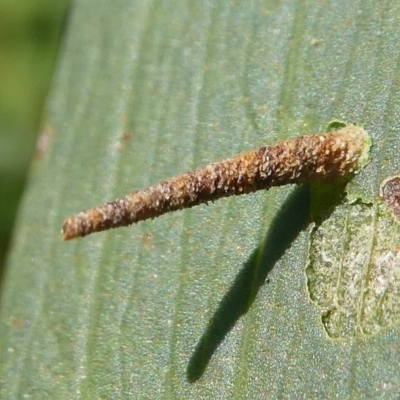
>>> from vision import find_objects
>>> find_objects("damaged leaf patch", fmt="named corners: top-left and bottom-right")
top-left (307, 198), bottom-right (400, 339)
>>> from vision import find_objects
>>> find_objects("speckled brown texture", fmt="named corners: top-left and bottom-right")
top-left (63, 125), bottom-right (370, 240)
top-left (380, 176), bottom-right (400, 220)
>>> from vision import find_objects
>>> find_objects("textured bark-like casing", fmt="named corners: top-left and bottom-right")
top-left (63, 125), bottom-right (370, 240)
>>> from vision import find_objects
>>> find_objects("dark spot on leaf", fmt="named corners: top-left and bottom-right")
top-left (380, 176), bottom-right (400, 220)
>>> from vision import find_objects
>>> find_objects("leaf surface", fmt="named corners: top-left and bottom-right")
top-left (2, 1), bottom-right (400, 398)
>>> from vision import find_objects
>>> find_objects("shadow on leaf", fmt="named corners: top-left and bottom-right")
top-left (187, 184), bottom-right (310, 382)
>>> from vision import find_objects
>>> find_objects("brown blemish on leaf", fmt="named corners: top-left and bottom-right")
top-left (380, 176), bottom-right (400, 220)
top-left (10, 317), bottom-right (22, 329)
top-left (122, 131), bottom-right (131, 142)
top-left (62, 125), bottom-right (371, 240)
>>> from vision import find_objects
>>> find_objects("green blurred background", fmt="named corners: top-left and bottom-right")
top-left (0, 1), bottom-right (70, 272)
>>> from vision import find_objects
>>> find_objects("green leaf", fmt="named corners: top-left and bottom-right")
top-left (2, 0), bottom-right (400, 398)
